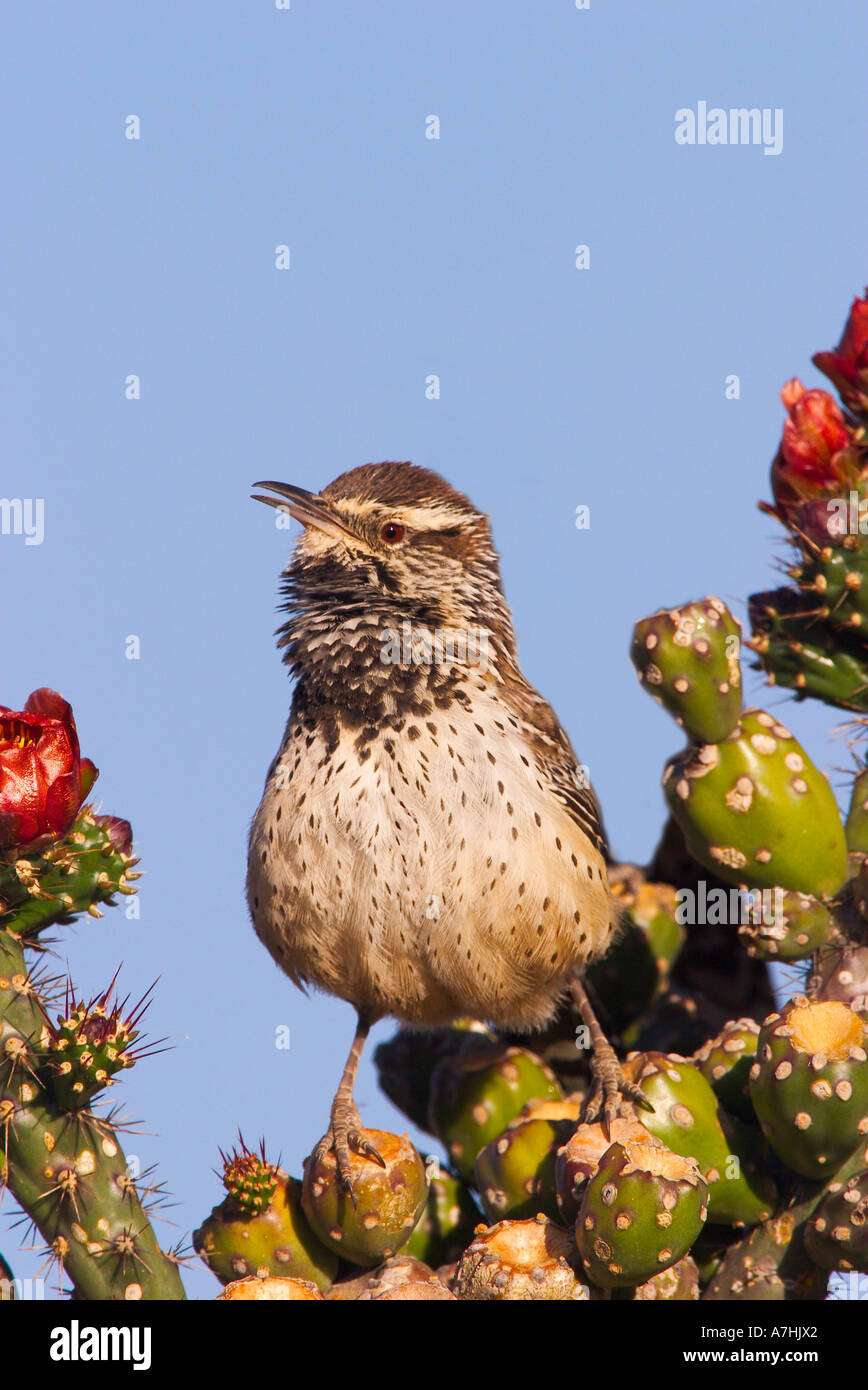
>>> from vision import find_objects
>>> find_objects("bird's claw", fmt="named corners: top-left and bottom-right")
top-left (583, 1050), bottom-right (655, 1140)
top-left (312, 1099), bottom-right (385, 1207)
top-left (352, 1134), bottom-right (387, 1169)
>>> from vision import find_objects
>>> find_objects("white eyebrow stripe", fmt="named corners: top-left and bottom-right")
top-left (333, 498), bottom-right (468, 529)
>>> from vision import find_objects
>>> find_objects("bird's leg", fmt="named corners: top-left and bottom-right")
top-left (311, 1012), bottom-right (385, 1202)
top-left (569, 973), bottom-right (654, 1137)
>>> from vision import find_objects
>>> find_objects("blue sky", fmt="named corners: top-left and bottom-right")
top-left (2, 1), bottom-right (867, 1299)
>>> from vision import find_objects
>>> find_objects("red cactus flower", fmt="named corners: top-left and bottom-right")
top-left (771, 379), bottom-right (860, 521)
top-left (814, 289), bottom-right (868, 418)
top-left (780, 379), bottom-right (850, 472)
top-left (0, 689), bottom-right (98, 850)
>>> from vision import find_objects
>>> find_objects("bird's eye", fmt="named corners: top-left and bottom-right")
top-left (380, 522), bottom-right (405, 543)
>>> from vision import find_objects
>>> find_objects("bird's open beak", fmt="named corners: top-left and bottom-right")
top-left (251, 481), bottom-right (359, 544)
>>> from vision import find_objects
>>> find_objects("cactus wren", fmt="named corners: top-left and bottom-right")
top-left (248, 462), bottom-right (646, 1192)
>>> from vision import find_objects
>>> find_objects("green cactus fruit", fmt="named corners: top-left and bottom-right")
top-left (694, 1019), bottom-right (760, 1123)
top-left (404, 1159), bottom-right (480, 1265)
top-left (0, 809), bottom-right (139, 936)
top-left (327, 1257), bottom-right (455, 1301)
top-left (218, 1275), bottom-right (325, 1300)
top-left (663, 709), bottom-right (848, 897)
top-left (748, 588), bottom-right (868, 713)
top-left (846, 768), bottom-right (868, 854)
top-left (631, 598), bottom-right (743, 742)
top-left (622, 1052), bottom-right (778, 1226)
top-left (749, 997), bottom-right (868, 1179)
top-left (219, 1139), bottom-right (280, 1217)
top-left (429, 1042), bottom-right (562, 1182)
top-left (702, 1188), bottom-right (840, 1302)
top-left (623, 1252), bottom-right (700, 1301)
top-left (576, 1140), bottom-right (707, 1289)
top-left (454, 1216), bottom-right (588, 1300)
top-left (703, 1139), bottom-right (868, 1301)
top-left (194, 1167), bottom-right (338, 1290)
top-left (356, 1254), bottom-right (448, 1299)
top-left (555, 1115), bottom-right (663, 1224)
top-left (738, 889), bottom-right (836, 963)
top-left (44, 978), bottom-right (149, 1112)
top-left (302, 1129), bottom-right (428, 1267)
top-left (587, 883), bottom-right (686, 1035)
top-left (323, 1267), bottom-right (381, 1300)
top-left (804, 1168), bottom-right (868, 1273)
top-left (373, 1023), bottom-right (489, 1133)
top-left (474, 1098), bottom-right (581, 1223)
top-left (0, 1252), bottom-right (14, 1299)
top-left (370, 1279), bottom-right (457, 1300)
top-left (702, 1228), bottom-right (826, 1301)
top-left (814, 941), bottom-right (868, 1014)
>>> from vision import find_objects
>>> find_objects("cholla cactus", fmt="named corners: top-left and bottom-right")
top-left (748, 293), bottom-right (868, 710)
top-left (193, 1139), bottom-right (338, 1289)
top-left (9, 290), bottom-right (868, 1304)
top-left (0, 690), bottom-right (184, 1300)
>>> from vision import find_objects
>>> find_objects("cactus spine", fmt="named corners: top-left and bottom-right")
top-left (0, 927), bottom-right (185, 1299)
